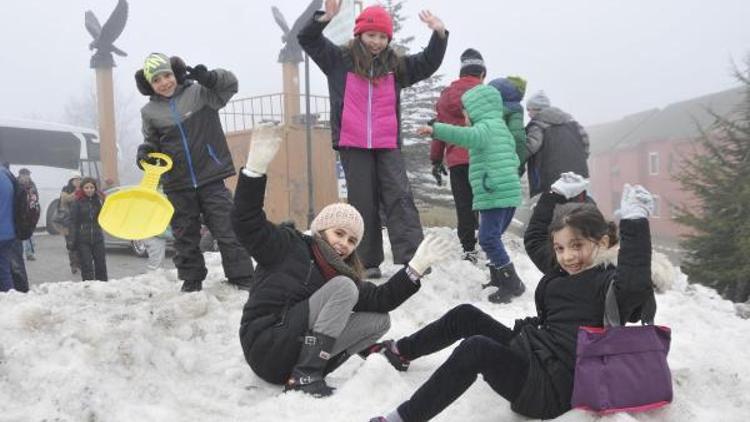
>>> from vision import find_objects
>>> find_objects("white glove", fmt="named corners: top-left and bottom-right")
top-left (617, 184), bottom-right (655, 220)
top-left (243, 125), bottom-right (282, 176)
top-left (407, 233), bottom-right (453, 277)
top-left (550, 172), bottom-right (589, 199)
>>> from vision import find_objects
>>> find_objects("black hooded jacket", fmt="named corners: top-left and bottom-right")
top-left (232, 173), bottom-right (422, 384)
top-left (508, 192), bottom-right (656, 418)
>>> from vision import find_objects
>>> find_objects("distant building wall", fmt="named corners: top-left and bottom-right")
top-left (590, 138), bottom-right (698, 240)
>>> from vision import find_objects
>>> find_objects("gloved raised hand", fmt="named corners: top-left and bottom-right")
top-left (407, 233), bottom-right (452, 277)
top-left (550, 172), bottom-right (589, 199)
top-left (617, 184), bottom-right (655, 220)
top-left (431, 162), bottom-right (448, 186)
top-left (244, 124), bottom-right (283, 175)
top-left (136, 143), bottom-right (159, 170)
top-left (186, 64), bottom-right (218, 88)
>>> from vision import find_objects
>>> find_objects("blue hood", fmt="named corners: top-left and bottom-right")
top-left (489, 78), bottom-right (523, 113)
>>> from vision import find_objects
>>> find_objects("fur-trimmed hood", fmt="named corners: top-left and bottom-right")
top-left (592, 245), bottom-right (675, 293)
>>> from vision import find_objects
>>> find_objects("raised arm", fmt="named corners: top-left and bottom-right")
top-left (297, 10), bottom-right (344, 76)
top-left (192, 67), bottom-right (238, 110)
top-left (231, 126), bottom-right (289, 267)
top-left (612, 184), bottom-right (656, 323)
top-left (401, 29), bottom-right (448, 87)
top-left (524, 173), bottom-right (590, 273)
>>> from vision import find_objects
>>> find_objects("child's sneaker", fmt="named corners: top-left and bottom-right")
top-left (363, 340), bottom-right (410, 371)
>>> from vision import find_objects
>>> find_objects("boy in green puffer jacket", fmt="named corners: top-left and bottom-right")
top-left (417, 84), bottom-right (525, 303)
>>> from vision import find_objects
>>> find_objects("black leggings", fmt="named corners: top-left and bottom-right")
top-left (395, 304), bottom-right (529, 422)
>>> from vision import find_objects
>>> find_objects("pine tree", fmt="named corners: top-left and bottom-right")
top-left (383, 0), bottom-right (446, 145)
top-left (674, 60), bottom-right (750, 303)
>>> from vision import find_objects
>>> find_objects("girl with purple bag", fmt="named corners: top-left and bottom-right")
top-left (369, 173), bottom-right (658, 421)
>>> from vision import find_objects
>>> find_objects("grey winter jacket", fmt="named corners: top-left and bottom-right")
top-left (524, 107), bottom-right (590, 197)
top-left (139, 69), bottom-right (237, 193)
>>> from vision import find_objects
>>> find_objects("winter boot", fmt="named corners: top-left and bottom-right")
top-left (462, 249), bottom-right (479, 264)
top-left (362, 340), bottom-right (410, 372)
top-left (487, 263), bottom-right (526, 304)
top-left (284, 331), bottom-right (337, 397)
top-left (323, 351), bottom-right (352, 376)
top-left (180, 279), bottom-right (203, 292)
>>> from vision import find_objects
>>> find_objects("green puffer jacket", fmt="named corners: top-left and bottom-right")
top-left (432, 84), bottom-right (522, 210)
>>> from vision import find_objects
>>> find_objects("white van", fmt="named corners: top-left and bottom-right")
top-left (0, 118), bottom-right (101, 234)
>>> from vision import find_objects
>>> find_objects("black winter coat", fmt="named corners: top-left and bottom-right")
top-left (70, 193), bottom-right (104, 246)
top-left (232, 173), bottom-right (421, 384)
top-left (509, 192), bottom-right (656, 419)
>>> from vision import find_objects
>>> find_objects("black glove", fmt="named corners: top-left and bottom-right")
top-left (136, 143), bottom-right (159, 170)
top-left (170, 56), bottom-right (188, 84)
top-left (431, 162), bottom-right (448, 186)
top-left (186, 64), bottom-right (217, 88)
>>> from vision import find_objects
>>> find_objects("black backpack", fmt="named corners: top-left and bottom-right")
top-left (13, 179), bottom-right (41, 241)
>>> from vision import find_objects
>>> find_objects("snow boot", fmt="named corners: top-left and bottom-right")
top-left (323, 351), bottom-right (352, 376)
top-left (462, 249), bottom-right (479, 264)
top-left (180, 279), bottom-right (203, 292)
top-left (487, 263), bottom-right (526, 304)
top-left (284, 331), bottom-right (336, 397)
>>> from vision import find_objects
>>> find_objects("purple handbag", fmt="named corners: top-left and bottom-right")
top-left (571, 284), bottom-right (672, 414)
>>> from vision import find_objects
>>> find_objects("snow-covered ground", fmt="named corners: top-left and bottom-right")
top-left (1, 228), bottom-right (749, 422)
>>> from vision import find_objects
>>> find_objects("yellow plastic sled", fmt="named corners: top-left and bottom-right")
top-left (98, 153), bottom-right (174, 240)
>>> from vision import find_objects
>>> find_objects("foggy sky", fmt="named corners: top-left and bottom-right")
top-left (1, 0), bottom-right (749, 128)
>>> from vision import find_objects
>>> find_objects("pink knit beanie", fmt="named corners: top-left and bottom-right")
top-left (310, 203), bottom-right (364, 247)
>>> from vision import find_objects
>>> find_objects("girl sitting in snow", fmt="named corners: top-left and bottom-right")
top-left (369, 173), bottom-right (658, 421)
top-left (231, 126), bottom-right (451, 398)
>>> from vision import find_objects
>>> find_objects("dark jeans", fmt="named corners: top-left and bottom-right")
top-left (167, 181), bottom-right (254, 282)
top-left (78, 240), bottom-right (108, 281)
top-left (396, 304), bottom-right (529, 422)
top-left (0, 239), bottom-right (14, 291)
top-left (478, 207), bottom-right (516, 267)
top-left (448, 164), bottom-right (478, 252)
top-left (9, 240), bottom-right (29, 292)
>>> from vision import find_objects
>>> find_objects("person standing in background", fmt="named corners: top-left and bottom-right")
top-left (70, 177), bottom-right (108, 281)
top-left (430, 48), bottom-right (485, 264)
top-left (523, 91), bottom-right (590, 198)
top-left (57, 172), bottom-right (82, 275)
top-left (17, 168), bottom-right (37, 261)
top-left (0, 162), bottom-right (17, 292)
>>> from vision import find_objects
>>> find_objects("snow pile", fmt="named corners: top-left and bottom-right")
top-left (1, 230), bottom-right (749, 421)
